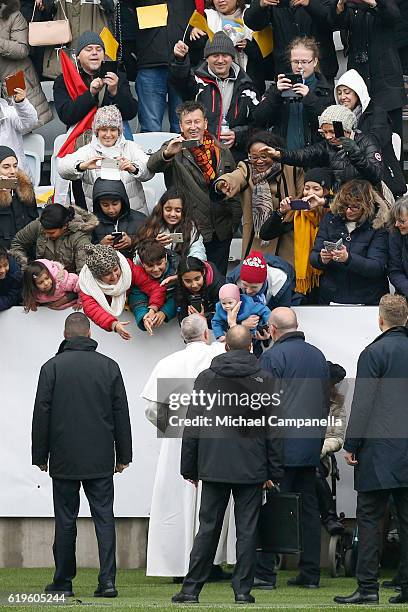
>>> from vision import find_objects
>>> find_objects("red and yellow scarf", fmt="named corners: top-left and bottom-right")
top-left (191, 131), bottom-right (219, 184)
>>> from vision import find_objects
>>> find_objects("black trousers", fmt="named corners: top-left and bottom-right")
top-left (52, 477), bottom-right (116, 588)
top-left (182, 481), bottom-right (262, 596)
top-left (204, 236), bottom-right (232, 277)
top-left (256, 466), bottom-right (321, 584)
top-left (356, 487), bottom-right (408, 593)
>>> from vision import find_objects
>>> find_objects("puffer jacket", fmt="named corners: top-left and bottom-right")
top-left (388, 230), bottom-right (408, 299)
top-left (169, 57), bottom-right (259, 161)
top-left (253, 72), bottom-right (334, 145)
top-left (211, 293), bottom-right (271, 339)
top-left (10, 205), bottom-right (99, 273)
top-left (0, 169), bottom-right (37, 249)
top-left (0, 98), bottom-right (38, 176)
top-left (57, 134), bottom-right (153, 213)
top-left (34, 259), bottom-right (80, 309)
top-left (92, 178), bottom-right (146, 258)
top-left (280, 131), bottom-right (383, 192)
top-left (310, 195), bottom-right (389, 305)
top-left (0, 1), bottom-right (52, 127)
top-left (335, 69), bottom-right (406, 197)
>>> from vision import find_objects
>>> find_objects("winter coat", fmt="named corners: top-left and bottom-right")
top-left (187, 7), bottom-right (270, 96)
top-left (155, 224), bottom-right (207, 262)
top-left (244, 0), bottom-right (338, 81)
top-left (80, 258), bottom-right (166, 332)
top-left (0, 254), bottom-right (21, 310)
top-left (0, 3), bottom-right (52, 127)
top-left (42, 0), bottom-right (113, 80)
top-left (388, 230), bottom-right (408, 299)
top-left (227, 254), bottom-right (295, 311)
top-left (310, 198), bottom-right (389, 305)
top-left (344, 326), bottom-right (408, 492)
top-left (34, 259), bottom-right (79, 309)
top-left (10, 204), bottom-right (98, 273)
top-left (335, 69), bottom-right (406, 197)
top-left (332, 0), bottom-right (405, 112)
top-left (253, 72), bottom-right (334, 145)
top-left (58, 135), bottom-right (152, 213)
top-left (211, 293), bottom-right (270, 339)
top-left (92, 178), bottom-right (146, 258)
top-left (175, 260), bottom-right (225, 326)
top-left (119, 0), bottom-right (196, 70)
top-left (148, 140), bottom-right (241, 243)
top-left (169, 57), bottom-right (259, 160)
top-left (260, 331), bottom-right (329, 467)
top-left (0, 98), bottom-right (38, 175)
top-left (280, 131), bottom-right (383, 192)
top-left (181, 349), bottom-right (284, 484)
top-left (31, 336), bottom-right (132, 479)
top-left (0, 169), bottom-right (37, 249)
top-left (128, 250), bottom-right (179, 331)
top-left (54, 68), bottom-right (138, 128)
top-left (216, 160), bottom-right (304, 264)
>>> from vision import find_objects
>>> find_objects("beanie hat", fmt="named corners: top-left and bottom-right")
top-left (318, 105), bottom-right (356, 132)
top-left (84, 244), bottom-right (119, 277)
top-left (219, 283), bottom-right (241, 302)
top-left (0, 146), bottom-right (17, 164)
top-left (240, 251), bottom-right (267, 284)
top-left (204, 31), bottom-right (235, 59)
top-left (92, 105), bottom-right (123, 134)
top-left (304, 167), bottom-right (333, 190)
top-left (76, 31), bottom-right (105, 56)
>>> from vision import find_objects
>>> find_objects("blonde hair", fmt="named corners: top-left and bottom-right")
top-left (288, 36), bottom-right (320, 72)
top-left (379, 294), bottom-right (408, 327)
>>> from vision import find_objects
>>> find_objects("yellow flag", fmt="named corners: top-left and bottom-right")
top-left (136, 4), bottom-right (168, 29)
top-left (252, 26), bottom-right (273, 58)
top-left (100, 27), bottom-right (119, 61)
top-left (188, 10), bottom-right (214, 41)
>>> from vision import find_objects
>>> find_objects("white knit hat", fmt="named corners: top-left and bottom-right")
top-left (318, 105), bottom-right (357, 132)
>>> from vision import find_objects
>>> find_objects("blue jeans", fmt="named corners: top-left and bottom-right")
top-left (136, 67), bottom-right (181, 133)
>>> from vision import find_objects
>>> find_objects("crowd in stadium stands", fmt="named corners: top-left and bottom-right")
top-left (1, 0), bottom-right (408, 604)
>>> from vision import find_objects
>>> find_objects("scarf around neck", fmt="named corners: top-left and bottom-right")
top-left (293, 209), bottom-right (323, 294)
top-left (251, 164), bottom-right (281, 238)
top-left (287, 73), bottom-right (318, 150)
top-left (79, 251), bottom-right (132, 317)
top-left (191, 131), bottom-right (218, 184)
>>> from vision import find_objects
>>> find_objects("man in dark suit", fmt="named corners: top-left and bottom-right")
top-left (335, 294), bottom-right (408, 605)
top-left (172, 326), bottom-right (284, 605)
top-left (32, 313), bottom-right (132, 599)
top-left (255, 307), bottom-right (329, 589)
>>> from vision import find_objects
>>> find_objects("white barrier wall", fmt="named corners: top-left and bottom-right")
top-left (1, 306), bottom-right (380, 518)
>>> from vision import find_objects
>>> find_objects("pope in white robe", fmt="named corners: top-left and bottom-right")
top-left (141, 314), bottom-right (236, 577)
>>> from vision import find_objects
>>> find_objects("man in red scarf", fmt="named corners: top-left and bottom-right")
top-left (147, 101), bottom-right (241, 276)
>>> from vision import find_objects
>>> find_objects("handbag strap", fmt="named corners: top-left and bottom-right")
top-left (32, 0), bottom-right (69, 23)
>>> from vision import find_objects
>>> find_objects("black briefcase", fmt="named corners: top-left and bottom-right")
top-left (257, 492), bottom-right (303, 554)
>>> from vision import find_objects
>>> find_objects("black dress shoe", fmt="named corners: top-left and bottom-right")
top-left (389, 592), bottom-right (408, 604)
top-left (171, 591), bottom-right (199, 604)
top-left (334, 589), bottom-right (379, 605)
top-left (287, 576), bottom-right (319, 589)
top-left (44, 583), bottom-right (74, 597)
top-left (94, 581), bottom-right (118, 598)
top-left (235, 593), bottom-right (255, 604)
top-left (383, 578), bottom-right (402, 590)
top-left (253, 577), bottom-right (276, 590)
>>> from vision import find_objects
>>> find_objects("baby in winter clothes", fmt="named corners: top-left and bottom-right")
top-left (22, 259), bottom-right (81, 312)
top-left (211, 283), bottom-right (271, 342)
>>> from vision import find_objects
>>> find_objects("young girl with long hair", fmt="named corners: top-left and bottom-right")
top-left (22, 260), bottom-right (81, 312)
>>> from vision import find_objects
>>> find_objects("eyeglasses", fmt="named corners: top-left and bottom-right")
top-left (247, 155), bottom-right (270, 163)
top-left (346, 205), bottom-right (361, 212)
top-left (395, 218), bottom-right (408, 225)
top-left (291, 59), bottom-right (314, 66)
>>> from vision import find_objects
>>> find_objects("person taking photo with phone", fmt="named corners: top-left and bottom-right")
top-left (0, 146), bottom-right (37, 250)
top-left (253, 37), bottom-right (334, 150)
top-left (58, 106), bottom-right (152, 213)
top-left (91, 178), bottom-right (147, 259)
top-left (309, 178), bottom-right (389, 305)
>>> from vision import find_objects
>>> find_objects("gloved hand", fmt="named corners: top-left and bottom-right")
top-left (338, 137), bottom-right (361, 159)
top-left (321, 437), bottom-right (342, 457)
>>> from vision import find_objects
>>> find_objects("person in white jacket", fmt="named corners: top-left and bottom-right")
top-left (0, 87), bottom-right (38, 177)
top-left (141, 314), bottom-right (236, 579)
top-left (57, 105), bottom-right (153, 213)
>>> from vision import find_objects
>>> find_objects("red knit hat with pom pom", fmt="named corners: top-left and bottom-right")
top-left (240, 251), bottom-right (267, 284)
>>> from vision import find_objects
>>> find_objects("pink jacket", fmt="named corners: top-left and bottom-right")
top-left (35, 259), bottom-right (80, 309)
